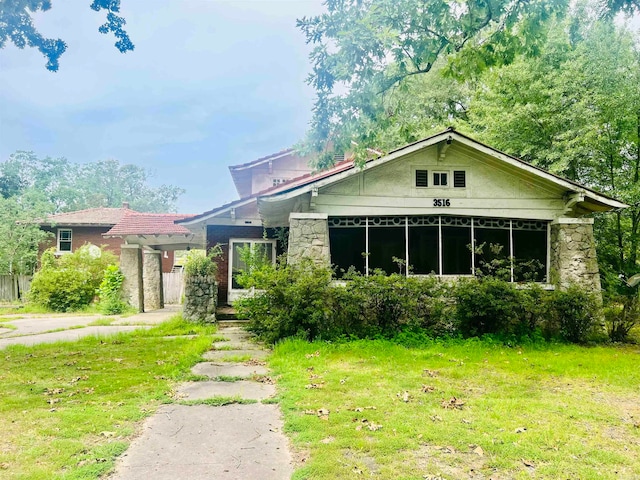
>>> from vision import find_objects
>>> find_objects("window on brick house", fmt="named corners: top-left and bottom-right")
top-left (57, 229), bottom-right (72, 253)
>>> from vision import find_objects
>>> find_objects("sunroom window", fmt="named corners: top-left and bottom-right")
top-left (328, 216), bottom-right (548, 282)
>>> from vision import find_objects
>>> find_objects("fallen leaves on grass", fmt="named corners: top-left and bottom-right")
top-left (421, 385), bottom-right (436, 393)
top-left (397, 391), bottom-right (411, 402)
top-left (515, 427), bottom-right (527, 433)
top-left (254, 375), bottom-right (275, 384)
top-left (469, 445), bottom-right (484, 456)
top-left (423, 369), bottom-right (439, 377)
top-left (522, 459), bottom-right (535, 468)
top-left (305, 351), bottom-right (320, 359)
top-left (244, 359), bottom-right (266, 367)
top-left (354, 406), bottom-right (377, 412)
top-left (44, 388), bottom-right (64, 395)
top-left (69, 375), bottom-right (88, 383)
top-left (441, 397), bottom-right (465, 409)
top-left (305, 383), bottom-right (325, 389)
top-left (317, 408), bottom-right (330, 420)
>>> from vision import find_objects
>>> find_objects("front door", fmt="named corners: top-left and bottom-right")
top-left (228, 238), bottom-right (276, 303)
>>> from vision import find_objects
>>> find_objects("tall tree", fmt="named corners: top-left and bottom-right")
top-left (0, 0), bottom-right (133, 71)
top-left (299, 0), bottom-right (639, 160)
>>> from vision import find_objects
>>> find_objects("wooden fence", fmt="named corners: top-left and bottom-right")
top-left (163, 271), bottom-right (184, 304)
top-left (0, 275), bottom-right (32, 302)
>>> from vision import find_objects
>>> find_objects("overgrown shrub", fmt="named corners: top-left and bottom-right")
top-left (29, 268), bottom-right (95, 312)
top-left (29, 245), bottom-right (118, 312)
top-left (605, 295), bottom-right (640, 342)
top-left (546, 285), bottom-right (600, 342)
top-left (236, 255), bottom-right (601, 344)
top-left (97, 265), bottom-right (127, 315)
top-left (184, 245), bottom-right (222, 278)
top-left (236, 259), bottom-right (334, 343)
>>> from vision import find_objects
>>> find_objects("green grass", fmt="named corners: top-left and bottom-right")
top-left (86, 318), bottom-right (116, 327)
top-left (0, 317), bottom-right (215, 479)
top-left (0, 322), bottom-right (17, 331)
top-left (269, 338), bottom-right (640, 480)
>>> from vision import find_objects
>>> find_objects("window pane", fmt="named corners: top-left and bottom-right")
top-left (513, 230), bottom-right (547, 282)
top-left (59, 241), bottom-right (72, 252)
top-left (442, 226), bottom-right (471, 274)
top-left (409, 226), bottom-right (438, 274)
top-left (474, 227), bottom-right (510, 279)
top-left (369, 226), bottom-right (405, 274)
top-left (231, 242), bottom-right (250, 289)
top-left (59, 230), bottom-right (71, 241)
top-left (329, 227), bottom-right (365, 277)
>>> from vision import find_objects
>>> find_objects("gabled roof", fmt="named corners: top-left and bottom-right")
top-left (228, 147), bottom-right (295, 172)
top-left (40, 206), bottom-right (135, 227)
top-left (178, 157), bottom-right (355, 226)
top-left (104, 212), bottom-right (196, 237)
top-left (258, 128), bottom-right (628, 211)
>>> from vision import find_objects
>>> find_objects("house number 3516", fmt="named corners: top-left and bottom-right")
top-left (433, 198), bottom-right (451, 207)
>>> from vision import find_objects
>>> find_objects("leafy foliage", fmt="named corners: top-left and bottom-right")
top-left (183, 245), bottom-right (222, 278)
top-left (1, 152), bottom-right (184, 213)
top-left (605, 294), bottom-right (640, 342)
top-left (237, 258), bottom-right (601, 344)
top-left (0, 190), bottom-right (52, 274)
top-left (29, 245), bottom-right (118, 311)
top-left (0, 0), bottom-right (134, 71)
top-left (97, 264), bottom-right (127, 315)
top-left (298, 0), bottom-right (639, 161)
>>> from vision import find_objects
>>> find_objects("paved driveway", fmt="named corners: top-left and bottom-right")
top-left (0, 306), bottom-right (181, 349)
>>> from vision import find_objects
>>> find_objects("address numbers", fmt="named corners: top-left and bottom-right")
top-left (433, 198), bottom-right (451, 207)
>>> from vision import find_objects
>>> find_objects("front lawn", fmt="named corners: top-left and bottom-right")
top-left (270, 338), bottom-right (640, 479)
top-left (0, 317), bottom-right (217, 479)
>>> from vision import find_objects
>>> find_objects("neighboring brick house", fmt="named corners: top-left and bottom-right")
top-left (38, 204), bottom-right (176, 273)
top-left (179, 128), bottom-right (627, 305)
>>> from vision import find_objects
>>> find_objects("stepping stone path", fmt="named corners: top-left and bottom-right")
top-left (109, 324), bottom-right (293, 480)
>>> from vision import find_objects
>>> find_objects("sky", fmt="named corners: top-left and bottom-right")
top-left (0, 0), bottom-right (325, 214)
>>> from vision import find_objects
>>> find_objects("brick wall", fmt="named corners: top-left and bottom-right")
top-left (40, 226), bottom-right (175, 273)
top-left (207, 225), bottom-right (265, 305)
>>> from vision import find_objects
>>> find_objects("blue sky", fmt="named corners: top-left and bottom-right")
top-left (0, 0), bottom-right (324, 213)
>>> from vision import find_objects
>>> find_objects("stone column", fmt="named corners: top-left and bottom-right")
top-left (550, 219), bottom-right (601, 293)
top-left (121, 244), bottom-right (144, 312)
top-left (143, 250), bottom-right (164, 311)
top-left (287, 213), bottom-right (330, 265)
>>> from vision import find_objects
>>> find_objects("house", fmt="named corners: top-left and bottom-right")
top-left (178, 128), bottom-right (627, 305)
top-left (38, 203), bottom-right (176, 273)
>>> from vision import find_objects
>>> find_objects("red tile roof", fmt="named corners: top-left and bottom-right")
top-left (40, 207), bottom-right (135, 226)
top-left (104, 212), bottom-right (197, 236)
top-left (228, 147), bottom-right (295, 171)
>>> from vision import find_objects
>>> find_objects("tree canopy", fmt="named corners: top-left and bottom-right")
top-left (299, 0), bottom-right (640, 161)
top-left (0, 0), bottom-right (133, 71)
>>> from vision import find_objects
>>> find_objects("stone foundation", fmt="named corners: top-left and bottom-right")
top-left (183, 275), bottom-right (217, 323)
top-left (287, 213), bottom-right (330, 265)
top-left (550, 221), bottom-right (601, 293)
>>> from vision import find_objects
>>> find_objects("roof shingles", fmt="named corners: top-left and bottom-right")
top-left (105, 213), bottom-right (196, 237)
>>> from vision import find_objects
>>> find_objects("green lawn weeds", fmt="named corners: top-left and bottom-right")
top-left (0, 316), bottom-right (216, 480)
top-left (270, 338), bottom-right (640, 480)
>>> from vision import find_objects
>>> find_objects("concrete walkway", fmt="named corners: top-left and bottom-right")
top-left (0, 306), bottom-right (180, 349)
top-left (109, 324), bottom-right (293, 480)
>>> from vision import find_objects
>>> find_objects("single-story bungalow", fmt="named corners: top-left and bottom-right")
top-left (178, 128), bottom-right (627, 305)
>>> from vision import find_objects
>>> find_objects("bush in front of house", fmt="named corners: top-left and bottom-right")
top-left (236, 257), bottom-right (602, 344)
top-left (184, 245), bottom-right (222, 278)
top-left (29, 245), bottom-right (118, 312)
top-left (97, 264), bottom-right (128, 315)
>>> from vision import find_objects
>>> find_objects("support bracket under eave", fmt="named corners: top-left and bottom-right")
top-left (563, 191), bottom-right (585, 214)
top-left (438, 136), bottom-right (453, 162)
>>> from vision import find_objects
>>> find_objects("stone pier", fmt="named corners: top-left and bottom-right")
top-left (121, 244), bottom-right (144, 312)
top-left (143, 250), bottom-right (164, 311)
top-left (287, 213), bottom-right (330, 265)
top-left (550, 219), bottom-right (601, 293)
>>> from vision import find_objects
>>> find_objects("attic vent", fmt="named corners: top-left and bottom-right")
top-left (453, 170), bottom-right (466, 188)
top-left (333, 153), bottom-right (345, 162)
top-left (415, 169), bottom-right (428, 187)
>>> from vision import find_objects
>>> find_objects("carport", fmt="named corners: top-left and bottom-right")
top-left (104, 212), bottom-right (205, 312)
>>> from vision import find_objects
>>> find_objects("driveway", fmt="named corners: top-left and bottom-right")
top-left (0, 306), bottom-right (180, 349)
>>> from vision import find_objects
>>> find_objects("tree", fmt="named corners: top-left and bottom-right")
top-left (298, 0), bottom-right (640, 159)
top-left (1, 152), bottom-right (185, 213)
top-left (466, 14), bottom-right (640, 277)
top-left (0, 189), bottom-right (52, 274)
top-left (0, 0), bottom-right (134, 71)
